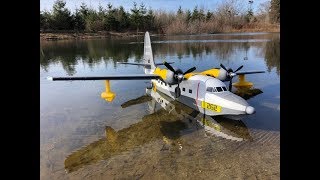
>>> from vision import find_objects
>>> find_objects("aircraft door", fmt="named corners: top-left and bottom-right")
top-left (196, 80), bottom-right (207, 113)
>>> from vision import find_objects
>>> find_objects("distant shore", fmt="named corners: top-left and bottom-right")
top-left (40, 31), bottom-right (146, 41)
top-left (40, 26), bottom-right (279, 41)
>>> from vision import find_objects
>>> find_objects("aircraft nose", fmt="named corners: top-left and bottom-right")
top-left (245, 106), bottom-right (255, 114)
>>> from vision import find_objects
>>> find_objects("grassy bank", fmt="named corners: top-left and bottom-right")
top-left (40, 24), bottom-right (279, 41)
top-left (228, 23), bottom-right (279, 33)
top-left (40, 31), bottom-right (146, 41)
top-left (163, 20), bottom-right (279, 35)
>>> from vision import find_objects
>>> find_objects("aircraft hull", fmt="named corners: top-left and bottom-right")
top-left (153, 80), bottom-right (247, 117)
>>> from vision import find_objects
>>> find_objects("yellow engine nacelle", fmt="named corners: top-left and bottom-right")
top-left (153, 67), bottom-right (182, 85)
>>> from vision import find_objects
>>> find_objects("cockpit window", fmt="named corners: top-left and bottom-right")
top-left (216, 87), bottom-right (223, 92)
top-left (207, 86), bottom-right (227, 93)
top-left (206, 87), bottom-right (213, 92)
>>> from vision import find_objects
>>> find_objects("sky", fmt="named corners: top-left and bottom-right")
top-left (40, 0), bottom-right (270, 13)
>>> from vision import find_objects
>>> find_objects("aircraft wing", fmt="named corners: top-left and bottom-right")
top-left (47, 74), bottom-right (160, 81)
top-left (236, 71), bottom-right (265, 75)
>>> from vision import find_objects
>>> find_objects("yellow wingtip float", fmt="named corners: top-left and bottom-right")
top-left (101, 80), bottom-right (116, 102)
top-left (232, 74), bottom-right (253, 89)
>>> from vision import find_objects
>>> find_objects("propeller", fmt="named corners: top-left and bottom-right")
top-left (220, 64), bottom-right (243, 91)
top-left (183, 67), bottom-right (196, 75)
top-left (164, 61), bottom-right (196, 98)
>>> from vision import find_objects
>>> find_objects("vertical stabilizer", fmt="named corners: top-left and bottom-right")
top-left (144, 32), bottom-right (156, 74)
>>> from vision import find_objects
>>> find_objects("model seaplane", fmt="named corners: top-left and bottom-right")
top-left (47, 32), bottom-right (264, 117)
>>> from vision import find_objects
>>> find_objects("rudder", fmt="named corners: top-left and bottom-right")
top-left (144, 32), bottom-right (156, 74)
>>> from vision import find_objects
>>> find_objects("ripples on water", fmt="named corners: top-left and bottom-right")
top-left (40, 33), bottom-right (280, 179)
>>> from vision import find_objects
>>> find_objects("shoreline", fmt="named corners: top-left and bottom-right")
top-left (40, 31), bottom-right (146, 41)
top-left (40, 27), bottom-right (280, 41)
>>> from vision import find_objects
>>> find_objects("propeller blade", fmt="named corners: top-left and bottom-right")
top-left (220, 64), bottom-right (228, 71)
top-left (183, 67), bottom-right (196, 75)
top-left (229, 78), bottom-right (233, 91)
top-left (234, 65), bottom-right (243, 72)
top-left (163, 61), bottom-right (176, 73)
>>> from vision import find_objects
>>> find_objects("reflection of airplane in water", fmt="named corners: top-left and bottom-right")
top-left (64, 87), bottom-right (262, 173)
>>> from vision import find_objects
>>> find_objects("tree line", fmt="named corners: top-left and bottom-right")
top-left (40, 0), bottom-right (280, 34)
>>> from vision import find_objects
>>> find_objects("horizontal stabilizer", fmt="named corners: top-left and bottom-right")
top-left (47, 74), bottom-right (160, 81)
top-left (155, 62), bottom-right (174, 66)
top-left (117, 62), bottom-right (174, 66)
top-left (236, 71), bottom-right (265, 75)
top-left (116, 62), bottom-right (148, 66)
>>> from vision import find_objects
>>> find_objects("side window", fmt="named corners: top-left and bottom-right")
top-left (212, 88), bottom-right (217, 92)
top-left (216, 87), bottom-right (223, 92)
top-left (206, 87), bottom-right (213, 92)
top-left (189, 89), bottom-right (192, 93)
top-left (222, 87), bottom-right (227, 91)
top-left (182, 88), bottom-right (185, 91)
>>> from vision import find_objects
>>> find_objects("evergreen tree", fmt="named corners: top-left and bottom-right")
top-left (145, 9), bottom-right (155, 30)
top-left (191, 6), bottom-right (199, 21)
top-left (177, 6), bottom-right (183, 15)
top-left (79, 3), bottom-right (89, 17)
top-left (198, 8), bottom-right (205, 21)
top-left (185, 9), bottom-right (192, 22)
top-left (130, 2), bottom-right (142, 32)
top-left (106, 3), bottom-right (118, 30)
top-left (73, 9), bottom-right (85, 31)
top-left (117, 6), bottom-right (130, 30)
top-left (206, 11), bottom-right (213, 21)
top-left (51, 0), bottom-right (73, 30)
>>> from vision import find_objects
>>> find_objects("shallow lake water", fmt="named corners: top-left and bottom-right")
top-left (40, 32), bottom-right (280, 179)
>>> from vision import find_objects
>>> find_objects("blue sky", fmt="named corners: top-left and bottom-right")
top-left (40, 0), bottom-right (270, 13)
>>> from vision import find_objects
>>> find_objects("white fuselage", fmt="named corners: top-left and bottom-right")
top-left (151, 74), bottom-right (254, 116)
